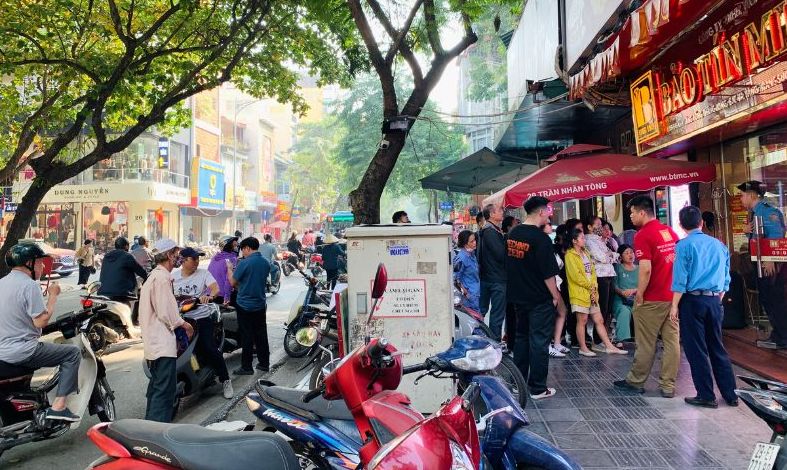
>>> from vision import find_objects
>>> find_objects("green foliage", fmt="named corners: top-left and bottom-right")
top-left (465, 7), bottom-right (518, 102)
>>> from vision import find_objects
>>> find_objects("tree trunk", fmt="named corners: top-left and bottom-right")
top-left (349, 132), bottom-right (408, 224)
top-left (0, 177), bottom-right (57, 275)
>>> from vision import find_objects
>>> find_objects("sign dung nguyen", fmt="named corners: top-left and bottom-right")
top-left (631, 0), bottom-right (787, 154)
top-left (197, 159), bottom-right (225, 209)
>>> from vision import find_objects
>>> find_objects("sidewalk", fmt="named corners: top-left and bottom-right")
top-left (525, 347), bottom-right (772, 469)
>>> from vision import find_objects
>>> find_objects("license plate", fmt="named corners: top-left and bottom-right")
top-left (748, 442), bottom-right (780, 470)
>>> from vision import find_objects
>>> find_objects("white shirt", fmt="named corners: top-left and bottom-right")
top-left (172, 268), bottom-right (217, 320)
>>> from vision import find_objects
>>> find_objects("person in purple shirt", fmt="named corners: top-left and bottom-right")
top-left (208, 236), bottom-right (239, 304)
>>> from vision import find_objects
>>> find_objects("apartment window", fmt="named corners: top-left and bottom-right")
top-left (470, 128), bottom-right (492, 152)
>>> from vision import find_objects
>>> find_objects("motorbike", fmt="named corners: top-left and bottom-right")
top-left (0, 283), bottom-right (116, 459)
top-left (249, 263), bottom-right (485, 469)
top-left (306, 251), bottom-right (324, 278)
top-left (82, 278), bottom-right (143, 353)
top-left (280, 250), bottom-right (298, 277)
top-left (283, 270), bottom-right (333, 358)
top-left (266, 259), bottom-right (283, 295)
top-left (142, 296), bottom-right (226, 418)
top-left (736, 376), bottom-right (787, 469)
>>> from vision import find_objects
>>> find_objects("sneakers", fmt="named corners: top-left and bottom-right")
top-left (530, 388), bottom-right (557, 400)
top-left (554, 343), bottom-right (570, 354)
top-left (548, 344), bottom-right (566, 358)
top-left (578, 349), bottom-right (597, 357)
top-left (45, 407), bottom-right (80, 422)
top-left (223, 380), bottom-right (234, 399)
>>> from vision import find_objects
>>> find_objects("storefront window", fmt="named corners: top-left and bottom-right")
top-left (30, 203), bottom-right (77, 249)
top-left (83, 202), bottom-right (129, 252)
top-left (147, 209), bottom-right (171, 241)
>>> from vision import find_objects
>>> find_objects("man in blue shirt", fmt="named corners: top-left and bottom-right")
top-left (739, 180), bottom-right (787, 350)
top-left (229, 237), bottom-right (271, 374)
top-left (670, 206), bottom-right (736, 409)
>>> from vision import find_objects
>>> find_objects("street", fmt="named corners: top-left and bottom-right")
top-left (3, 268), bottom-right (309, 469)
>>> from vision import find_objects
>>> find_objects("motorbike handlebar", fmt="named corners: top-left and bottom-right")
top-left (302, 387), bottom-right (323, 403)
top-left (402, 362), bottom-right (428, 375)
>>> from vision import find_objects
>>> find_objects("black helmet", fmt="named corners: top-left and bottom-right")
top-left (219, 235), bottom-right (238, 249)
top-left (6, 241), bottom-right (48, 269)
top-left (114, 237), bottom-right (130, 250)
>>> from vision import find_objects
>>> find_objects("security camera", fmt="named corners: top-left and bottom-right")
top-left (379, 138), bottom-right (390, 150)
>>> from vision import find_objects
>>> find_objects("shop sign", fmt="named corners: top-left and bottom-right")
top-left (631, 0), bottom-right (787, 154)
top-left (370, 279), bottom-right (427, 318)
top-left (750, 238), bottom-right (787, 262)
top-left (42, 182), bottom-right (189, 205)
top-left (197, 159), bottom-right (225, 209)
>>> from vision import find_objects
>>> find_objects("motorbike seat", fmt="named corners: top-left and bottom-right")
top-left (260, 385), bottom-right (353, 421)
top-left (0, 360), bottom-right (36, 382)
top-left (104, 419), bottom-right (299, 470)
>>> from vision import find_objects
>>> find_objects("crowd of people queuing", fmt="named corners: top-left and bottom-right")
top-left (454, 193), bottom-right (742, 408)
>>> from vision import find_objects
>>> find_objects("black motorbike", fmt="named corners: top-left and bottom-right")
top-left (283, 270), bottom-right (333, 358)
top-left (735, 376), bottom-right (787, 469)
top-left (142, 296), bottom-right (225, 417)
top-left (266, 260), bottom-right (282, 295)
top-left (0, 291), bottom-right (116, 458)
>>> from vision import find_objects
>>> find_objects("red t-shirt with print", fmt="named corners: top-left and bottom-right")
top-left (633, 219), bottom-right (678, 302)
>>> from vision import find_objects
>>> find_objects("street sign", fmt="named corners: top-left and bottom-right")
top-left (439, 201), bottom-right (454, 211)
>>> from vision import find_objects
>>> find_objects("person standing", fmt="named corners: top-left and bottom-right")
top-left (454, 230), bottom-right (480, 312)
top-left (131, 236), bottom-right (155, 273)
top-left (739, 180), bottom-right (787, 350)
top-left (188, 228), bottom-right (196, 243)
top-left (230, 237), bottom-right (271, 375)
top-left (564, 229), bottom-right (627, 357)
top-left (614, 196), bottom-right (680, 397)
top-left (506, 196), bottom-right (566, 400)
top-left (583, 216), bottom-right (619, 349)
top-left (612, 244), bottom-right (638, 343)
top-left (477, 203), bottom-right (507, 340)
top-left (139, 238), bottom-right (194, 422)
top-left (75, 239), bottom-right (96, 288)
top-left (321, 234), bottom-right (345, 289)
top-left (670, 206), bottom-right (737, 408)
top-left (208, 236), bottom-right (239, 305)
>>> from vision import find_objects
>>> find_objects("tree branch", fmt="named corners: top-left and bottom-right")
top-left (364, 0), bottom-right (423, 88)
top-left (107, 0), bottom-right (134, 47)
top-left (7, 58), bottom-right (101, 83)
top-left (422, 0), bottom-right (443, 56)
top-left (384, 0), bottom-right (422, 64)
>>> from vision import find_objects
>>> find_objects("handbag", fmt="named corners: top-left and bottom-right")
top-left (621, 294), bottom-right (635, 307)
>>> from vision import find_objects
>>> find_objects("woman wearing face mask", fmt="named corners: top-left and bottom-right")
top-left (208, 236), bottom-right (239, 304)
top-left (583, 216), bottom-right (620, 351)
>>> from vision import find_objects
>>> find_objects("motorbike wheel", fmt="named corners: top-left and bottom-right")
top-left (309, 353), bottom-right (339, 390)
top-left (269, 277), bottom-right (281, 295)
top-left (491, 355), bottom-right (529, 409)
top-left (283, 264), bottom-right (292, 277)
top-left (283, 322), bottom-right (312, 358)
top-left (96, 377), bottom-right (117, 422)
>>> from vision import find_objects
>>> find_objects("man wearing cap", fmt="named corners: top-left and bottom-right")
top-left (739, 180), bottom-right (787, 349)
top-left (139, 238), bottom-right (194, 422)
top-left (173, 247), bottom-right (233, 399)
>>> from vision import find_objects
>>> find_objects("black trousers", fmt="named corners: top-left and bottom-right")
top-left (593, 276), bottom-right (615, 344)
top-left (237, 305), bottom-right (270, 370)
top-left (326, 269), bottom-right (339, 289)
top-left (679, 295), bottom-right (737, 402)
top-left (145, 357), bottom-right (176, 423)
top-left (512, 301), bottom-right (556, 395)
top-left (78, 265), bottom-right (92, 285)
top-left (195, 317), bottom-right (229, 382)
top-left (758, 267), bottom-right (787, 346)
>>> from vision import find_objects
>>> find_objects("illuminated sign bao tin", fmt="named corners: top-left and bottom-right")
top-left (631, 0), bottom-right (787, 154)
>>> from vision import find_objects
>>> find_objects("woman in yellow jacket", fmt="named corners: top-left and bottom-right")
top-left (564, 229), bottom-right (627, 357)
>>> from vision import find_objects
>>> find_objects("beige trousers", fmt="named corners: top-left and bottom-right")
top-left (625, 301), bottom-right (680, 392)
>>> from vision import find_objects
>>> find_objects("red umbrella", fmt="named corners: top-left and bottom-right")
top-left (483, 152), bottom-right (716, 208)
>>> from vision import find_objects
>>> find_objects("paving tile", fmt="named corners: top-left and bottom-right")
top-left (563, 449), bottom-right (617, 468)
top-left (564, 387), bottom-right (602, 398)
top-left (533, 397), bottom-right (573, 409)
top-left (639, 433), bottom-right (697, 449)
top-left (524, 421), bottom-right (549, 436)
top-left (555, 379), bottom-right (597, 388)
top-left (597, 433), bottom-right (651, 449)
top-left (611, 449), bottom-right (669, 467)
top-left (628, 419), bottom-right (678, 434)
top-left (539, 407), bottom-right (584, 422)
top-left (553, 371), bottom-right (589, 381)
top-left (553, 433), bottom-right (603, 450)
top-left (546, 420), bottom-right (594, 434)
top-left (618, 407), bottom-right (665, 419)
top-left (657, 448), bottom-right (723, 468)
top-left (579, 407), bottom-right (625, 420)
top-left (608, 396), bottom-right (650, 407)
top-left (570, 397), bottom-right (612, 408)
top-left (588, 420), bottom-right (635, 434)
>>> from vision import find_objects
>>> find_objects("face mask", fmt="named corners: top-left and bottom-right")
top-left (592, 226), bottom-right (604, 236)
top-left (171, 254), bottom-right (183, 269)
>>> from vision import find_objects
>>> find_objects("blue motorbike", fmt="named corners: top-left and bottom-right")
top-left (246, 335), bottom-right (581, 469)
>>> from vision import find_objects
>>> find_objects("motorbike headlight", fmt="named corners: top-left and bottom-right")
top-left (295, 326), bottom-right (319, 347)
top-left (449, 344), bottom-right (502, 372)
top-left (449, 441), bottom-right (474, 470)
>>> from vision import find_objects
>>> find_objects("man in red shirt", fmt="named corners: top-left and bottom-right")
top-left (614, 195), bottom-right (680, 398)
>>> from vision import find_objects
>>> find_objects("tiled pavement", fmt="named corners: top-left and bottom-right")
top-left (521, 345), bottom-right (773, 469)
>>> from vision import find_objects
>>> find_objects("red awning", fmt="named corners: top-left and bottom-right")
top-left (546, 144), bottom-right (610, 161)
top-left (483, 153), bottom-right (716, 208)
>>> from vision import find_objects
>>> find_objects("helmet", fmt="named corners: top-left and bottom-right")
top-left (6, 242), bottom-right (48, 269)
top-left (218, 235), bottom-right (238, 249)
top-left (115, 237), bottom-right (130, 250)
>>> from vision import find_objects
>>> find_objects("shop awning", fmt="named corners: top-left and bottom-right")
top-left (420, 147), bottom-right (538, 194)
top-left (483, 152), bottom-right (716, 208)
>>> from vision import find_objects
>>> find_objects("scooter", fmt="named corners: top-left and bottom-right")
top-left (736, 376), bottom-right (787, 469)
top-left (0, 283), bottom-right (116, 459)
top-left (83, 277), bottom-right (143, 352)
top-left (142, 296), bottom-right (225, 418)
top-left (250, 263), bottom-right (484, 469)
top-left (283, 269), bottom-right (333, 358)
top-left (266, 260), bottom-right (282, 295)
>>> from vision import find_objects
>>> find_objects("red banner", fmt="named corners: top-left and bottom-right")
top-left (750, 238), bottom-right (787, 262)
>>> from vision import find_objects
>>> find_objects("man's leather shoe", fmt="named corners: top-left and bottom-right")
top-left (684, 396), bottom-right (718, 408)
top-left (233, 367), bottom-right (254, 376)
top-left (726, 399), bottom-right (739, 407)
top-left (255, 364), bottom-right (270, 372)
top-left (613, 380), bottom-right (645, 394)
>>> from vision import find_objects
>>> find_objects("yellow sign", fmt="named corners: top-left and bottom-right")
top-left (630, 71), bottom-right (660, 148)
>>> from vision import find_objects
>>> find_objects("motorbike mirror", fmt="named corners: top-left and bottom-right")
top-left (86, 281), bottom-right (101, 296)
top-left (371, 263), bottom-right (387, 300)
top-left (295, 326), bottom-right (320, 348)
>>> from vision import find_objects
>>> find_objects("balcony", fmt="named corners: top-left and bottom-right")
top-left (63, 167), bottom-right (190, 189)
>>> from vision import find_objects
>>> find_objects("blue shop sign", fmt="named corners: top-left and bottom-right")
top-left (198, 160), bottom-right (225, 209)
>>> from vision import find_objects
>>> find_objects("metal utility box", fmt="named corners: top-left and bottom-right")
top-left (344, 224), bottom-right (454, 413)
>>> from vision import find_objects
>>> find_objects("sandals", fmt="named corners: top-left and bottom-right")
top-left (578, 349), bottom-right (597, 357)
